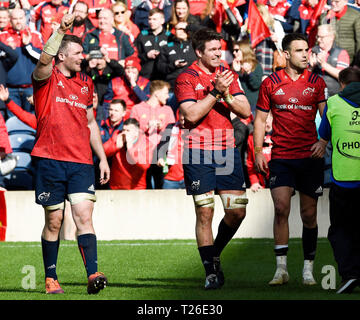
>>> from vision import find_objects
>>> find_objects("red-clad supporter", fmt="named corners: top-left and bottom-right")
top-left (188, 0), bottom-right (208, 16)
top-left (131, 80), bottom-right (175, 145)
top-left (131, 80), bottom-right (175, 189)
top-left (0, 0), bottom-right (39, 8)
top-left (112, 1), bottom-right (140, 44)
top-left (0, 111), bottom-right (17, 184)
top-left (103, 56), bottom-right (150, 121)
top-left (0, 8), bottom-right (43, 116)
top-left (103, 118), bottom-right (155, 190)
top-left (246, 112), bottom-right (273, 192)
top-left (266, 0), bottom-right (290, 19)
top-left (70, 0), bottom-right (112, 28)
top-left (0, 113), bottom-right (12, 156)
top-left (82, 8), bottom-right (135, 63)
top-left (66, 1), bottom-right (94, 39)
top-left (32, 0), bottom-right (69, 42)
top-left (297, 0), bottom-right (319, 34)
top-left (0, 7), bottom-right (10, 31)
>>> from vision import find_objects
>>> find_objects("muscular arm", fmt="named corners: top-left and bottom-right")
top-left (33, 14), bottom-right (75, 81)
top-left (253, 109), bottom-right (269, 173)
top-left (179, 94), bottom-right (218, 124)
top-left (225, 94), bottom-right (251, 119)
top-left (87, 107), bottom-right (110, 184)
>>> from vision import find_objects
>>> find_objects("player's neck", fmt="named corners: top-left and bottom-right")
top-left (152, 26), bottom-right (163, 36)
top-left (147, 96), bottom-right (161, 107)
top-left (56, 63), bottom-right (75, 78)
top-left (284, 65), bottom-right (305, 81)
top-left (196, 60), bottom-right (215, 75)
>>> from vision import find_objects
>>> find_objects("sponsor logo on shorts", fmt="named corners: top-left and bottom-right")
top-left (38, 192), bottom-right (50, 202)
top-left (315, 186), bottom-right (323, 194)
top-left (269, 176), bottom-right (277, 186)
top-left (88, 184), bottom-right (95, 192)
top-left (191, 180), bottom-right (200, 191)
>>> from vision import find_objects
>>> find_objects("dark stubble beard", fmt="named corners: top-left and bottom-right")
top-left (73, 17), bottom-right (85, 27)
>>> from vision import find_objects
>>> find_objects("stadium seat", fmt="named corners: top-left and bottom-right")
top-left (6, 117), bottom-right (36, 136)
top-left (4, 170), bottom-right (34, 190)
top-left (11, 152), bottom-right (32, 170)
top-left (3, 151), bottom-right (34, 190)
top-left (9, 134), bottom-right (35, 153)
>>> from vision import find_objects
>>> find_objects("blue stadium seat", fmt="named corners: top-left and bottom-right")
top-left (6, 117), bottom-right (36, 136)
top-left (9, 134), bottom-right (35, 153)
top-left (4, 170), bottom-right (34, 190)
top-left (12, 152), bottom-right (32, 170)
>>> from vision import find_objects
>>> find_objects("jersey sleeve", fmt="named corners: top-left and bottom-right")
top-left (316, 76), bottom-right (327, 103)
top-left (87, 77), bottom-right (94, 109)
top-left (174, 71), bottom-right (197, 104)
top-left (256, 78), bottom-right (271, 112)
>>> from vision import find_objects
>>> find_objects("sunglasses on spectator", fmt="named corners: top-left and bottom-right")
top-left (233, 49), bottom-right (240, 52)
top-left (114, 10), bottom-right (126, 15)
top-left (176, 27), bottom-right (186, 30)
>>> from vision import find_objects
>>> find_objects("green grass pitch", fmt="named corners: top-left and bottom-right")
top-left (0, 238), bottom-right (359, 301)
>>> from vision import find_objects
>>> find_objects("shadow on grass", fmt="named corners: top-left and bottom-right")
top-left (62, 278), bottom-right (201, 290)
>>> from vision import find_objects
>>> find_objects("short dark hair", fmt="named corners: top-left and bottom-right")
top-left (58, 34), bottom-right (83, 54)
top-left (124, 118), bottom-right (139, 128)
top-left (191, 28), bottom-right (222, 53)
top-left (149, 7), bottom-right (164, 17)
top-left (110, 99), bottom-right (126, 110)
top-left (282, 33), bottom-right (308, 52)
top-left (339, 67), bottom-right (360, 86)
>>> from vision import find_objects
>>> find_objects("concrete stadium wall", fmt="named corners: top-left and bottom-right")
top-left (3, 189), bottom-right (331, 242)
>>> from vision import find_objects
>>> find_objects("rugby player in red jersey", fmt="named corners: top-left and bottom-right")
top-left (254, 33), bottom-right (328, 287)
top-left (32, 13), bottom-right (110, 294)
top-left (175, 28), bottom-right (251, 290)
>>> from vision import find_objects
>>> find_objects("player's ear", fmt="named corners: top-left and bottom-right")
top-left (283, 49), bottom-right (290, 60)
top-left (195, 48), bottom-right (202, 59)
top-left (57, 51), bottom-right (66, 62)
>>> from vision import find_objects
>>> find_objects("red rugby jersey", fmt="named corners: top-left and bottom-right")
top-left (175, 61), bottom-right (244, 150)
top-left (31, 66), bottom-right (94, 164)
top-left (256, 69), bottom-right (327, 159)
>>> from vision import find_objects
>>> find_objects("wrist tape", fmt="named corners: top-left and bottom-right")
top-left (43, 30), bottom-right (64, 56)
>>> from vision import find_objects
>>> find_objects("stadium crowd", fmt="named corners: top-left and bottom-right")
top-left (0, 0), bottom-right (360, 191)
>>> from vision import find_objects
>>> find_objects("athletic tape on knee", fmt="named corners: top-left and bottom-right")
top-left (220, 193), bottom-right (248, 209)
top-left (43, 30), bottom-right (64, 56)
top-left (193, 192), bottom-right (215, 208)
top-left (44, 201), bottom-right (65, 212)
top-left (68, 193), bottom-right (96, 205)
